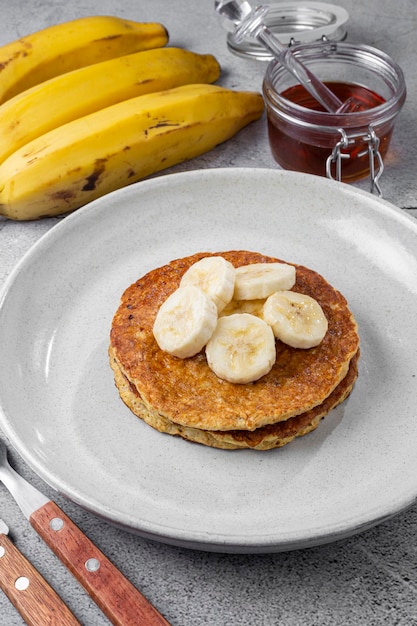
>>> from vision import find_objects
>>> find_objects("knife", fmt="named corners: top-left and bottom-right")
top-left (0, 517), bottom-right (81, 625)
top-left (0, 442), bottom-right (171, 626)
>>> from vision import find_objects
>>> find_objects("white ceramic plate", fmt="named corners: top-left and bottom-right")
top-left (1, 168), bottom-right (417, 553)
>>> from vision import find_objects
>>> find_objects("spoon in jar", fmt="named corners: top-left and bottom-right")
top-left (215, 0), bottom-right (357, 113)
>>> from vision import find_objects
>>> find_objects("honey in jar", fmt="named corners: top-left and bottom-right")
top-left (263, 42), bottom-right (406, 188)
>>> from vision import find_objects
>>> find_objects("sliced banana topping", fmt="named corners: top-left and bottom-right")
top-left (234, 262), bottom-right (296, 300)
top-left (205, 313), bottom-right (276, 384)
top-left (263, 290), bottom-right (328, 349)
top-left (180, 256), bottom-right (236, 312)
top-left (153, 285), bottom-right (218, 358)
top-left (153, 256), bottom-right (328, 383)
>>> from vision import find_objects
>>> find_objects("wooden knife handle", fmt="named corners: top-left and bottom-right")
top-left (0, 532), bottom-right (80, 626)
top-left (30, 501), bottom-right (171, 626)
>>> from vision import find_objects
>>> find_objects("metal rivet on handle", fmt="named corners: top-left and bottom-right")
top-left (0, 546), bottom-right (5, 557)
top-left (15, 576), bottom-right (30, 591)
top-left (50, 517), bottom-right (64, 531)
top-left (85, 558), bottom-right (100, 572)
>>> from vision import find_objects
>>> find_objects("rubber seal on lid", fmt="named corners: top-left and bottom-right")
top-left (227, 1), bottom-right (349, 59)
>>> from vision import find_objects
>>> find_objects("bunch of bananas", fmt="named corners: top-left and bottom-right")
top-left (0, 15), bottom-right (264, 220)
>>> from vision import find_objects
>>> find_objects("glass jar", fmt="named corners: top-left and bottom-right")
top-left (262, 41), bottom-right (406, 192)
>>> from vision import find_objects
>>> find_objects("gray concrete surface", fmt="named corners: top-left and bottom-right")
top-left (0, 1), bottom-right (416, 624)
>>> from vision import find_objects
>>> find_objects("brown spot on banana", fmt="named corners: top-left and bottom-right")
top-left (96, 34), bottom-right (124, 41)
top-left (82, 159), bottom-right (107, 191)
top-left (0, 45), bottom-right (32, 71)
top-left (149, 122), bottom-right (182, 129)
top-left (49, 189), bottom-right (76, 203)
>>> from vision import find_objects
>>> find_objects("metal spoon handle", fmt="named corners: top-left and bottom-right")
top-left (0, 462), bottom-right (49, 519)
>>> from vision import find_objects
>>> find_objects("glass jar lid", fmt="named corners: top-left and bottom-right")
top-left (227, 1), bottom-right (349, 60)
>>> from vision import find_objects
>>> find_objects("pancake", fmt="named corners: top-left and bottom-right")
top-left (109, 346), bottom-right (358, 450)
top-left (109, 251), bottom-right (360, 435)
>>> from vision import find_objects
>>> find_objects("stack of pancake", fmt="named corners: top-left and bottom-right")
top-left (109, 251), bottom-right (359, 450)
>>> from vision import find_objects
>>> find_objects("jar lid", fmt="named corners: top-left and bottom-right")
top-left (227, 1), bottom-right (349, 60)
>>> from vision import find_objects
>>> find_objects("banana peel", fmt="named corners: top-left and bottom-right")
top-left (0, 15), bottom-right (168, 103)
top-left (0, 84), bottom-right (264, 220)
top-left (0, 47), bottom-right (220, 164)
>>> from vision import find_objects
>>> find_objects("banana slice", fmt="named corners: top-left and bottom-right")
top-left (153, 285), bottom-right (217, 358)
top-left (234, 262), bottom-right (296, 300)
top-left (220, 298), bottom-right (266, 319)
top-left (263, 291), bottom-right (328, 349)
top-left (180, 256), bottom-right (236, 312)
top-left (205, 313), bottom-right (276, 384)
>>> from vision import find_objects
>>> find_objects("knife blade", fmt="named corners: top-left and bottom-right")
top-left (0, 517), bottom-right (81, 625)
top-left (0, 444), bottom-right (171, 626)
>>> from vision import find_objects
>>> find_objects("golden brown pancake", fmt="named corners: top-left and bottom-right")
top-left (109, 251), bottom-right (360, 436)
top-left (109, 346), bottom-right (358, 450)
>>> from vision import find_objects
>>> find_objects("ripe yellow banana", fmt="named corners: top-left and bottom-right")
top-left (0, 15), bottom-right (168, 103)
top-left (0, 47), bottom-right (220, 164)
top-left (0, 84), bottom-right (264, 221)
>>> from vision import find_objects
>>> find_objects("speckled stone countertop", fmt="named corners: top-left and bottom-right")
top-left (0, 1), bottom-right (416, 625)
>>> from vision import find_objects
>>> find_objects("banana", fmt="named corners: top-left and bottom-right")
top-left (153, 285), bottom-right (218, 359)
top-left (234, 262), bottom-right (296, 300)
top-left (0, 15), bottom-right (168, 104)
top-left (180, 256), bottom-right (236, 312)
top-left (205, 313), bottom-right (276, 384)
top-left (0, 83), bottom-right (264, 220)
top-left (263, 291), bottom-right (328, 349)
top-left (220, 298), bottom-right (266, 319)
top-left (0, 47), bottom-right (220, 164)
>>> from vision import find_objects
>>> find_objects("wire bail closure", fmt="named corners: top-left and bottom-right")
top-left (326, 125), bottom-right (384, 196)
